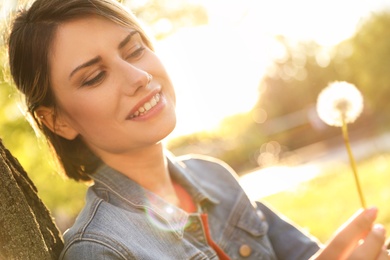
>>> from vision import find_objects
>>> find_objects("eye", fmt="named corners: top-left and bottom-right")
top-left (125, 44), bottom-right (145, 61)
top-left (81, 71), bottom-right (106, 87)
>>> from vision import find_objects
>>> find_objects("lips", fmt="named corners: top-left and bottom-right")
top-left (127, 93), bottom-right (161, 119)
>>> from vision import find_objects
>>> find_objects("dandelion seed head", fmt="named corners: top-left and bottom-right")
top-left (316, 81), bottom-right (363, 127)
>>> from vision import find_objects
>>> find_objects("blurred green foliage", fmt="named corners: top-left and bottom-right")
top-left (342, 11), bottom-right (390, 121)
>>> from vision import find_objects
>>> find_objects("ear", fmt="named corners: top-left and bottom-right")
top-left (35, 106), bottom-right (79, 140)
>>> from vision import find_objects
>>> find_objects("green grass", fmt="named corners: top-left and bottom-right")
top-left (261, 153), bottom-right (390, 243)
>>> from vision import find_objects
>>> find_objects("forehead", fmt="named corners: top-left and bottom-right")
top-left (53, 16), bottom-right (132, 50)
top-left (49, 16), bottom-right (134, 75)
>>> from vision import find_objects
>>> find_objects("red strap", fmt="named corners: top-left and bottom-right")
top-left (201, 214), bottom-right (231, 260)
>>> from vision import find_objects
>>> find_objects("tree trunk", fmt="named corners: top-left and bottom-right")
top-left (0, 139), bottom-right (63, 259)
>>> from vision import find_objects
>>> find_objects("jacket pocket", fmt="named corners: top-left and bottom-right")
top-left (221, 195), bottom-right (277, 259)
top-left (236, 200), bottom-right (268, 237)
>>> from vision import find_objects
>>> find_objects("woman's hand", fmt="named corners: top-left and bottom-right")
top-left (311, 207), bottom-right (389, 260)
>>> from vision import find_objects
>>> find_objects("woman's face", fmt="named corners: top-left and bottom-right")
top-left (47, 16), bottom-right (176, 157)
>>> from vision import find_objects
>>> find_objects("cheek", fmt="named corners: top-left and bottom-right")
top-left (58, 93), bottom-right (112, 126)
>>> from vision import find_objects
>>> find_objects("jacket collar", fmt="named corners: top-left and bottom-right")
top-left (89, 153), bottom-right (218, 238)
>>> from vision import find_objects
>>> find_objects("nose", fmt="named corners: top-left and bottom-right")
top-left (118, 62), bottom-right (150, 96)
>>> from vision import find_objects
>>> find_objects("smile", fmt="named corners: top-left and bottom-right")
top-left (128, 93), bottom-right (161, 119)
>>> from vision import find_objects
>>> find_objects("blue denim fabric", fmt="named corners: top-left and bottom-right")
top-left (59, 154), bottom-right (320, 259)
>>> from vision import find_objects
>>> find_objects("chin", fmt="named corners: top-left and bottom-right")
top-left (153, 115), bottom-right (177, 143)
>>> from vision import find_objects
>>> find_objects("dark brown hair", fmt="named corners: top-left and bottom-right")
top-left (8, 0), bottom-right (153, 181)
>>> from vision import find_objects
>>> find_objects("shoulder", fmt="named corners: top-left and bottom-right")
top-left (175, 153), bottom-right (244, 193)
top-left (60, 190), bottom-right (136, 259)
top-left (176, 153), bottom-right (239, 179)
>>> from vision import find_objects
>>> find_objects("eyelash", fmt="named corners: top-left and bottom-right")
top-left (125, 45), bottom-right (145, 60)
top-left (82, 71), bottom-right (105, 87)
top-left (81, 44), bottom-right (146, 87)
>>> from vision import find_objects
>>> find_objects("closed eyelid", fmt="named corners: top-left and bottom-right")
top-left (81, 70), bottom-right (106, 87)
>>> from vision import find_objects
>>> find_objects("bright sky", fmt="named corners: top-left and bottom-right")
top-left (156, 0), bottom-right (390, 138)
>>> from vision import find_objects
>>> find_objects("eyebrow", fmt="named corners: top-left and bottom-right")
top-left (118, 30), bottom-right (139, 49)
top-left (69, 56), bottom-right (102, 79)
top-left (69, 31), bottom-right (139, 79)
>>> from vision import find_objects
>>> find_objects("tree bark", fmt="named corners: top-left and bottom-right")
top-left (0, 139), bottom-right (63, 259)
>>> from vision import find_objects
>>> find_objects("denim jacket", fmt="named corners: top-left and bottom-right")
top-left (59, 154), bottom-right (320, 259)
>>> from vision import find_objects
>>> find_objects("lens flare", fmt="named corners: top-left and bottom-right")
top-left (143, 193), bottom-right (189, 233)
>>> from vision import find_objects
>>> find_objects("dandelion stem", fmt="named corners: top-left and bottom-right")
top-left (341, 116), bottom-right (366, 209)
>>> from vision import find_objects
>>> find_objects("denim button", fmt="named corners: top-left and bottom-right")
top-left (239, 244), bottom-right (252, 257)
top-left (257, 210), bottom-right (266, 221)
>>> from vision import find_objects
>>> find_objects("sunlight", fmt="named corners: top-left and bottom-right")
top-left (239, 164), bottom-right (322, 201)
top-left (156, 26), bottom-right (273, 137)
top-left (155, 0), bottom-right (390, 138)
top-left (0, 0), bottom-right (16, 20)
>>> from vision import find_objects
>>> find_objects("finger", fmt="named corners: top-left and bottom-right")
top-left (319, 207), bottom-right (378, 259)
top-left (347, 224), bottom-right (386, 260)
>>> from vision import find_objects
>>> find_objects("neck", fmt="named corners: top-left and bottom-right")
top-left (98, 143), bottom-right (179, 206)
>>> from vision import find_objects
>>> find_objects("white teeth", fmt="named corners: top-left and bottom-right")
top-left (144, 102), bottom-right (152, 111)
top-left (150, 98), bottom-right (157, 106)
top-left (130, 93), bottom-right (161, 119)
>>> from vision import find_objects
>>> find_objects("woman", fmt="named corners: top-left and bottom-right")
top-left (7, 0), bottom-right (389, 259)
